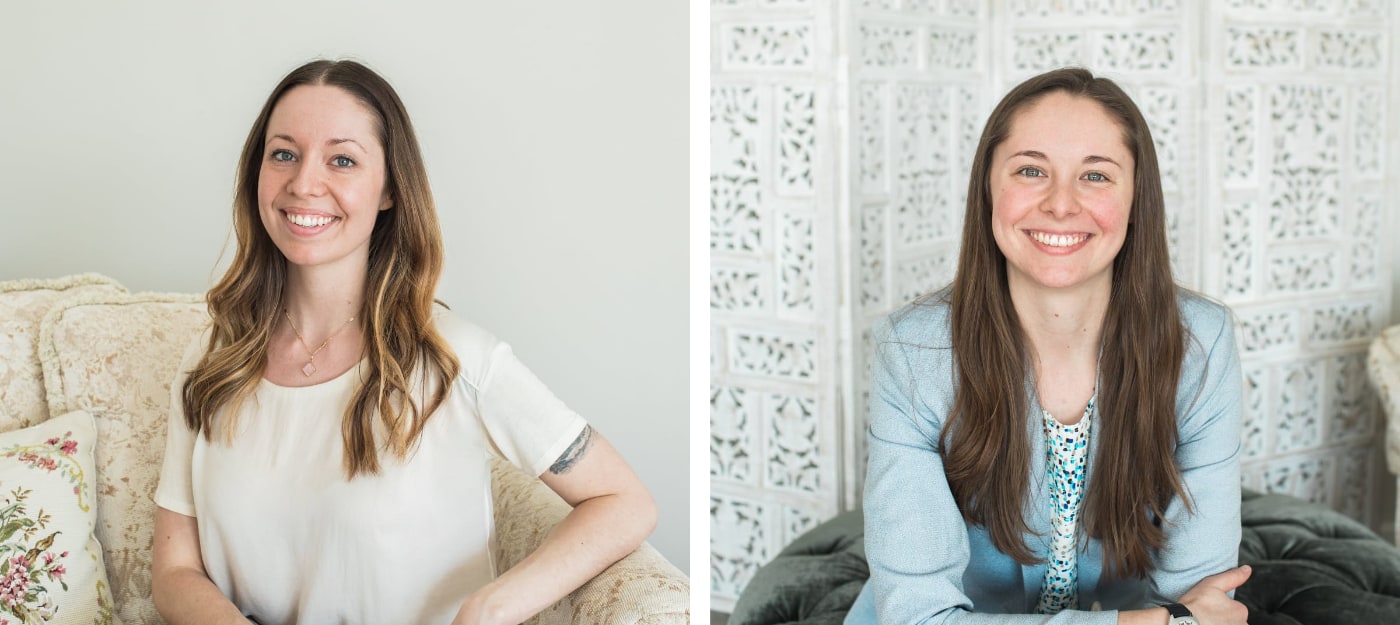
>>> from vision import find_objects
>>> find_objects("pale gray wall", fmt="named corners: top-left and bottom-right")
top-left (0, 1), bottom-right (689, 570)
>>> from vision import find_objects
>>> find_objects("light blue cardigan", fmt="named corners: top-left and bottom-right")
top-left (846, 290), bottom-right (1243, 625)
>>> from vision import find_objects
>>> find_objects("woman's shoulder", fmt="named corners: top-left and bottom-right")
top-left (430, 307), bottom-right (503, 380)
top-left (876, 288), bottom-right (954, 347)
top-left (1173, 288), bottom-right (1240, 409)
top-left (1174, 288), bottom-right (1235, 348)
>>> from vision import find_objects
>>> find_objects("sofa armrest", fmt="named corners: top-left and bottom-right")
top-left (490, 457), bottom-right (690, 625)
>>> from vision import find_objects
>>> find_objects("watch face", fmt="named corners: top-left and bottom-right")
top-left (1170, 617), bottom-right (1199, 625)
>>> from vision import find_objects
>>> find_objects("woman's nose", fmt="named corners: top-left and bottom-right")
top-left (1041, 179), bottom-right (1079, 218)
top-left (287, 163), bottom-right (325, 197)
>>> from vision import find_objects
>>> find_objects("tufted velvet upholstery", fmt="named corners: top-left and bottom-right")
top-left (732, 491), bottom-right (1400, 625)
top-left (1237, 491), bottom-right (1400, 624)
top-left (730, 509), bottom-right (866, 625)
top-left (730, 510), bottom-right (869, 625)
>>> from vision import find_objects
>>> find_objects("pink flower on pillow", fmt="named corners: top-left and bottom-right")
top-left (41, 435), bottom-right (76, 456)
top-left (0, 557), bottom-right (31, 608)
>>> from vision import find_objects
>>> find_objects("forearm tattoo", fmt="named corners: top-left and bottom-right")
top-left (549, 425), bottom-right (594, 475)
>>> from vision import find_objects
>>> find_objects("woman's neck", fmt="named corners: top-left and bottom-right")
top-left (1008, 273), bottom-right (1110, 366)
top-left (282, 264), bottom-right (366, 335)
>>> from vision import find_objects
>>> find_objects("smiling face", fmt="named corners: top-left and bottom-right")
top-left (988, 91), bottom-right (1135, 297)
top-left (257, 84), bottom-right (393, 273)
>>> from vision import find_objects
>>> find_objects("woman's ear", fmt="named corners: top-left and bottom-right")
top-left (380, 193), bottom-right (394, 211)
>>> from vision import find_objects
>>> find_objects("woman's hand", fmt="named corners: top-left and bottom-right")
top-left (1179, 565), bottom-right (1252, 625)
top-left (448, 588), bottom-right (504, 625)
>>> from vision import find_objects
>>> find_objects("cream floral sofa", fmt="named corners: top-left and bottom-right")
top-left (1367, 324), bottom-right (1400, 543)
top-left (0, 274), bottom-right (689, 625)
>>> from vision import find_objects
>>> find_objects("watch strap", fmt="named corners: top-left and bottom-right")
top-left (1162, 602), bottom-right (1193, 618)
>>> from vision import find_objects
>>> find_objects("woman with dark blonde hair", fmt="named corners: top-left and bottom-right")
top-left (846, 68), bottom-right (1248, 625)
top-left (150, 59), bottom-right (656, 625)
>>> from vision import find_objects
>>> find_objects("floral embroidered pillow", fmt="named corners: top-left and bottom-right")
top-left (0, 410), bottom-right (115, 624)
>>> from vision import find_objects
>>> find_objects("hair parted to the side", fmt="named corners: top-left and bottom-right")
top-left (182, 59), bottom-right (461, 478)
top-left (936, 67), bottom-right (1188, 580)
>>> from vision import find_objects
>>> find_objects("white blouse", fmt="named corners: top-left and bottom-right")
top-left (154, 312), bottom-right (587, 625)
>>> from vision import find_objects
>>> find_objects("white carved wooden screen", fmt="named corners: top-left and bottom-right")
top-left (1202, 0), bottom-right (1392, 521)
top-left (712, 0), bottom-right (1393, 610)
top-left (710, 0), bottom-right (841, 612)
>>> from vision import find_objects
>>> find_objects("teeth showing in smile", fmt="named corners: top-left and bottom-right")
top-left (1029, 231), bottom-right (1088, 247)
top-left (286, 213), bottom-right (336, 228)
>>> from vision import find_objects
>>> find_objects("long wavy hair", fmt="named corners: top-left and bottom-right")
top-left (182, 59), bottom-right (461, 478)
top-left (941, 68), bottom-right (1187, 579)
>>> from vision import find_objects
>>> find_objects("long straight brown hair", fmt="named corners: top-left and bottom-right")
top-left (942, 68), bottom-right (1187, 579)
top-left (182, 59), bottom-right (460, 478)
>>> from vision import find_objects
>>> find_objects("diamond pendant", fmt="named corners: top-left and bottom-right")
top-left (301, 361), bottom-right (317, 377)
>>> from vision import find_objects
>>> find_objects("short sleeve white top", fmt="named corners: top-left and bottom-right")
top-left (154, 311), bottom-right (588, 625)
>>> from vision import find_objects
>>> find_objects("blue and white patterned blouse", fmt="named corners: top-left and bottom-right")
top-left (1035, 396), bottom-right (1095, 614)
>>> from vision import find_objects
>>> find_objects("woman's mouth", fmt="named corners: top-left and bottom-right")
top-left (283, 210), bottom-right (340, 234)
top-left (1027, 231), bottom-right (1090, 248)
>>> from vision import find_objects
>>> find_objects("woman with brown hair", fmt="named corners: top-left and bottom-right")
top-left (845, 68), bottom-right (1249, 625)
top-left (149, 59), bottom-right (656, 625)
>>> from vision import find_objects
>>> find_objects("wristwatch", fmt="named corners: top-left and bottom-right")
top-left (1162, 603), bottom-right (1198, 625)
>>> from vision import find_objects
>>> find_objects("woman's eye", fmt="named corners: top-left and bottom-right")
top-left (270, 149), bottom-right (295, 162)
top-left (1083, 172), bottom-right (1108, 182)
top-left (1017, 166), bottom-right (1044, 178)
top-left (333, 156), bottom-right (356, 168)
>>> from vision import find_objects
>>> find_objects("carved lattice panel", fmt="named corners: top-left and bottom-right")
top-left (767, 392), bottom-right (822, 493)
top-left (1131, 81), bottom-right (1197, 284)
top-left (1351, 194), bottom-right (1381, 288)
top-left (711, 1), bottom-right (840, 611)
top-left (710, 495), bottom-right (771, 599)
top-left (711, 385), bottom-right (757, 485)
top-left (1221, 201), bottom-right (1254, 297)
top-left (847, 0), bottom-right (986, 506)
top-left (1241, 364), bottom-right (1270, 460)
top-left (1236, 306), bottom-right (1302, 356)
top-left (720, 22), bottom-right (815, 71)
top-left (1210, 0), bottom-right (1392, 531)
top-left (859, 83), bottom-right (889, 196)
top-left (711, 85), bottom-right (766, 256)
top-left (1338, 450), bottom-right (1374, 521)
top-left (778, 85), bottom-right (817, 196)
top-left (1275, 359), bottom-right (1323, 454)
top-left (1329, 354), bottom-right (1376, 445)
top-left (1223, 86), bottom-right (1259, 187)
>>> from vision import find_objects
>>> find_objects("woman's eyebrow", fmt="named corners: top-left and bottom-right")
top-left (327, 138), bottom-right (367, 152)
top-left (1083, 154), bottom-right (1121, 167)
top-left (266, 134), bottom-right (367, 152)
top-left (1009, 150), bottom-right (1122, 167)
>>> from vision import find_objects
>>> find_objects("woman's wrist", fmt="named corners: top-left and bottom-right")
top-left (453, 584), bottom-right (510, 625)
top-left (1117, 607), bottom-right (1168, 625)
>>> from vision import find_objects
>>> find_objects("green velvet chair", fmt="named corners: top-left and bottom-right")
top-left (731, 490), bottom-right (1400, 625)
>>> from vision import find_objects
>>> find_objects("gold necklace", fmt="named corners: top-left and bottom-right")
top-left (283, 309), bottom-right (356, 377)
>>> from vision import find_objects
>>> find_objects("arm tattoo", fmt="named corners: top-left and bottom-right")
top-left (549, 425), bottom-right (594, 475)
